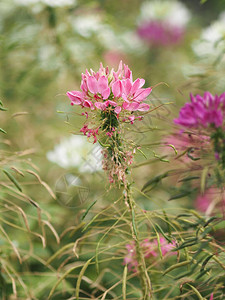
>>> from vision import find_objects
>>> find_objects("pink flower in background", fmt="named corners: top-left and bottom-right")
top-left (67, 61), bottom-right (152, 143)
top-left (174, 92), bottom-right (225, 129)
top-left (124, 236), bottom-right (177, 272)
top-left (123, 241), bottom-right (138, 272)
top-left (165, 131), bottom-right (210, 152)
top-left (103, 50), bottom-right (127, 68)
top-left (137, 20), bottom-right (184, 46)
top-left (137, 1), bottom-right (190, 47)
top-left (195, 188), bottom-right (225, 214)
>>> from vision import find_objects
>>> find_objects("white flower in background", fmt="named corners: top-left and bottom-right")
top-left (47, 135), bottom-right (103, 172)
top-left (139, 0), bottom-right (190, 28)
top-left (72, 15), bottom-right (102, 38)
top-left (71, 14), bottom-right (145, 54)
top-left (42, 0), bottom-right (75, 7)
top-left (14, 0), bottom-right (76, 7)
top-left (192, 12), bottom-right (225, 58)
top-left (14, 0), bottom-right (40, 5)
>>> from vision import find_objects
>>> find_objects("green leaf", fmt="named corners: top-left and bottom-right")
top-left (0, 128), bottom-right (6, 134)
top-left (178, 176), bottom-right (200, 182)
top-left (141, 172), bottom-right (169, 192)
top-left (156, 231), bottom-right (163, 259)
top-left (169, 191), bottom-right (192, 201)
top-left (76, 258), bottom-right (92, 300)
top-left (163, 260), bottom-right (190, 275)
top-left (81, 199), bottom-right (97, 220)
top-left (122, 265), bottom-right (127, 300)
top-left (185, 283), bottom-right (205, 300)
top-left (3, 169), bottom-right (22, 192)
top-left (154, 223), bottom-right (172, 243)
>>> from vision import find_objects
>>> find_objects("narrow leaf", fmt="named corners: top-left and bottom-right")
top-left (3, 169), bottom-right (22, 192)
top-left (76, 259), bottom-right (92, 300)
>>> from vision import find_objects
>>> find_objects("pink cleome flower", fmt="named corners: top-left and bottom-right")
top-left (124, 237), bottom-right (177, 272)
top-left (137, 20), bottom-right (184, 46)
top-left (67, 61), bottom-right (152, 142)
top-left (174, 92), bottom-right (225, 129)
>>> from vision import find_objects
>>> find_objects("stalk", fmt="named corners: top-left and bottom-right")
top-left (101, 110), bottom-right (152, 299)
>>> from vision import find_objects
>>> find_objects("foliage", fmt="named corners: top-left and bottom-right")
top-left (0, 0), bottom-right (225, 299)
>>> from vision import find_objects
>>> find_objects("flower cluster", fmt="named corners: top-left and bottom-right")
top-left (137, 0), bottom-right (190, 46)
top-left (174, 92), bottom-right (225, 169)
top-left (174, 92), bottom-right (225, 129)
top-left (124, 237), bottom-right (177, 272)
top-left (67, 61), bottom-right (151, 143)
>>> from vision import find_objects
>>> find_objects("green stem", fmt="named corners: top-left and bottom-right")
top-left (126, 186), bottom-right (152, 300)
top-left (102, 109), bottom-right (152, 298)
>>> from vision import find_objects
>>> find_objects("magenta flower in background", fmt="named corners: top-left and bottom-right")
top-left (195, 187), bottom-right (225, 215)
top-left (124, 236), bottom-right (177, 272)
top-left (137, 20), bottom-right (184, 46)
top-left (209, 293), bottom-right (214, 300)
top-left (174, 92), bottom-right (225, 129)
top-left (67, 61), bottom-right (152, 143)
top-left (137, 1), bottom-right (190, 47)
top-left (164, 131), bottom-right (210, 162)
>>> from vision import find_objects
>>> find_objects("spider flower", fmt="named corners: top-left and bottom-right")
top-left (174, 92), bottom-right (225, 129)
top-left (137, 20), bottom-right (184, 46)
top-left (67, 61), bottom-right (152, 143)
top-left (137, 0), bottom-right (190, 47)
top-left (124, 237), bottom-right (177, 272)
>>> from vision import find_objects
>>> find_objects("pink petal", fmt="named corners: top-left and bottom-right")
top-left (117, 60), bottom-right (123, 74)
top-left (112, 80), bottom-right (123, 98)
top-left (123, 78), bottom-right (132, 95)
top-left (128, 115), bottom-right (135, 122)
top-left (98, 76), bottom-right (109, 95)
top-left (137, 103), bottom-right (150, 111)
top-left (80, 74), bottom-right (88, 92)
top-left (126, 102), bottom-right (140, 111)
top-left (121, 93), bottom-right (128, 102)
top-left (139, 78), bottom-right (145, 88)
top-left (122, 102), bottom-right (130, 110)
top-left (87, 76), bottom-right (98, 94)
top-left (108, 100), bottom-right (117, 106)
top-left (124, 64), bottom-right (132, 80)
top-left (66, 91), bottom-right (84, 105)
top-left (134, 87), bottom-right (152, 101)
top-left (130, 78), bottom-right (141, 95)
top-left (83, 100), bottom-right (94, 110)
top-left (102, 87), bottom-right (110, 100)
top-left (114, 106), bottom-right (122, 114)
top-left (94, 102), bottom-right (106, 110)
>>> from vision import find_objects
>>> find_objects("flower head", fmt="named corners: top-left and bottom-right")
top-left (137, 0), bottom-right (190, 46)
top-left (174, 92), bottom-right (225, 129)
top-left (137, 20), bottom-right (184, 46)
top-left (67, 61), bottom-right (152, 143)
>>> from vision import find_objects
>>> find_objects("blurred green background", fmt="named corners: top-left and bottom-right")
top-left (1, 0), bottom-right (225, 299)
